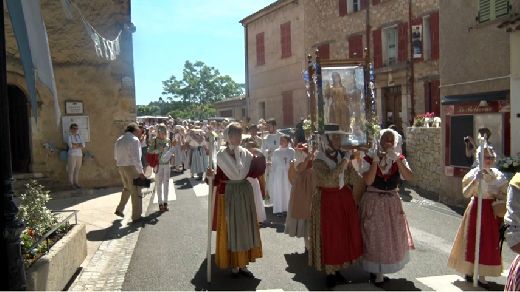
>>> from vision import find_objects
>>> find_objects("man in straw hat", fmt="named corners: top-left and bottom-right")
top-left (308, 123), bottom-right (363, 288)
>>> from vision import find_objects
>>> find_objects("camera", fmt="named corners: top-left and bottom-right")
top-left (464, 136), bottom-right (470, 143)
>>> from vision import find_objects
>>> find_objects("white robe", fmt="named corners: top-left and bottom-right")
top-left (247, 177), bottom-right (266, 223)
top-left (268, 147), bottom-right (295, 213)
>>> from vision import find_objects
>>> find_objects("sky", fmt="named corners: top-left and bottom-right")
top-left (132, 0), bottom-right (276, 105)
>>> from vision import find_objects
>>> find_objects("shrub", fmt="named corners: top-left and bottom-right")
top-left (17, 180), bottom-right (57, 238)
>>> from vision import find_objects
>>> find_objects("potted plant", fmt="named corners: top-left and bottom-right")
top-left (497, 155), bottom-right (520, 180)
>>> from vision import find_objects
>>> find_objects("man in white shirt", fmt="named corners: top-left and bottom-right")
top-left (114, 123), bottom-right (145, 222)
top-left (67, 123), bottom-right (85, 189)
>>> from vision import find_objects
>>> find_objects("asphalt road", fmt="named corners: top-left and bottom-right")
top-left (122, 171), bottom-right (515, 291)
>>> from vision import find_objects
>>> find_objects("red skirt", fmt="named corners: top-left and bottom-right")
top-left (465, 198), bottom-right (501, 265)
top-left (320, 186), bottom-right (363, 266)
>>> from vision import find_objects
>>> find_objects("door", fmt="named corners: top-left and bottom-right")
top-left (425, 80), bottom-right (440, 116)
top-left (8, 85), bottom-right (31, 173)
top-left (383, 86), bottom-right (402, 129)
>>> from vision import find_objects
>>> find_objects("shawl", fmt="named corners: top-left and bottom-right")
top-left (315, 151), bottom-right (345, 189)
top-left (217, 147), bottom-right (253, 180)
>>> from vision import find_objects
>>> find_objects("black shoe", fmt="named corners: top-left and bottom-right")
top-left (373, 281), bottom-right (385, 288)
top-left (239, 268), bottom-right (254, 278)
top-left (335, 271), bottom-right (348, 284)
top-left (114, 210), bottom-right (124, 217)
top-left (464, 274), bottom-right (473, 283)
top-left (370, 273), bottom-right (390, 282)
top-left (478, 281), bottom-right (490, 290)
top-left (326, 275), bottom-right (336, 288)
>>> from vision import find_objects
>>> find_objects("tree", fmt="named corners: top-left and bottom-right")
top-left (137, 105), bottom-right (161, 116)
top-left (162, 60), bottom-right (243, 104)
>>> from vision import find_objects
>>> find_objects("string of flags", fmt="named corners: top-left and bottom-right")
top-left (61, 0), bottom-right (122, 61)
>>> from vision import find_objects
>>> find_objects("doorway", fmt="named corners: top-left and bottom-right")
top-left (382, 86), bottom-right (402, 129)
top-left (8, 85), bottom-right (31, 173)
top-left (424, 80), bottom-right (440, 116)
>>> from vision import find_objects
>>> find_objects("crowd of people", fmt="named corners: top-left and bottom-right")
top-left (111, 117), bottom-right (520, 290)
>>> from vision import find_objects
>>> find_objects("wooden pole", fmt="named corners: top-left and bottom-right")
top-left (473, 136), bottom-right (487, 287)
top-left (315, 49), bottom-right (324, 133)
top-left (206, 134), bottom-right (215, 283)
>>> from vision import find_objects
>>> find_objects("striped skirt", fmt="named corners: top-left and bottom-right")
top-left (506, 255), bottom-right (520, 291)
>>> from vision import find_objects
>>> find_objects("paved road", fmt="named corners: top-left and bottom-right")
top-left (122, 171), bottom-right (515, 291)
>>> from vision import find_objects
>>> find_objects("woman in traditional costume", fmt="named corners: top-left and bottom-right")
top-left (448, 145), bottom-right (508, 288)
top-left (505, 172), bottom-right (520, 291)
top-left (188, 128), bottom-right (208, 180)
top-left (284, 143), bottom-right (314, 249)
top-left (242, 137), bottom-right (267, 225)
top-left (268, 135), bottom-right (294, 215)
top-left (206, 122), bottom-right (266, 278)
top-left (147, 124), bottom-right (174, 212)
top-left (172, 125), bottom-right (186, 173)
top-left (359, 128), bottom-right (414, 287)
top-left (308, 124), bottom-right (363, 288)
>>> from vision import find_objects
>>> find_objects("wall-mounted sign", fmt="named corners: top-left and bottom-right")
top-left (454, 102), bottom-right (499, 114)
top-left (412, 25), bottom-right (423, 59)
top-left (65, 101), bottom-right (84, 115)
top-left (62, 116), bottom-right (90, 143)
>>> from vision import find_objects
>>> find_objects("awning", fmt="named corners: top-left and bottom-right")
top-left (441, 90), bottom-right (509, 105)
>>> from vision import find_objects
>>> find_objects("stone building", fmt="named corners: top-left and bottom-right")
top-left (213, 95), bottom-right (247, 121)
top-left (4, 0), bottom-right (136, 190)
top-left (438, 0), bottom-right (519, 205)
top-left (304, 0), bottom-right (440, 131)
top-left (240, 0), bottom-right (307, 128)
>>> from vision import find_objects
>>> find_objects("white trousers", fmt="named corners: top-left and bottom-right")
top-left (156, 164), bottom-right (171, 204)
top-left (67, 155), bottom-right (82, 185)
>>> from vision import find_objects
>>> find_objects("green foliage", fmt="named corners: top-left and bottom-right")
top-left (168, 103), bottom-right (217, 120)
top-left (137, 104), bottom-right (161, 116)
top-left (162, 60), bottom-right (243, 104)
top-left (17, 180), bottom-right (58, 238)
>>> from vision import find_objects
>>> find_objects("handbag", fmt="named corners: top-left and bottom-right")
top-left (133, 177), bottom-right (151, 188)
top-left (492, 200), bottom-right (507, 218)
top-left (146, 139), bottom-right (159, 168)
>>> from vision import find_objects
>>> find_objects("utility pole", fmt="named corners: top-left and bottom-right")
top-left (0, 1), bottom-right (27, 289)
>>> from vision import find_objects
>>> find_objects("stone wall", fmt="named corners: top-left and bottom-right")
top-left (405, 127), bottom-right (442, 195)
top-left (4, 0), bottom-right (135, 189)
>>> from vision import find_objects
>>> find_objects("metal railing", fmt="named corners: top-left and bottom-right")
top-left (26, 209), bottom-right (78, 255)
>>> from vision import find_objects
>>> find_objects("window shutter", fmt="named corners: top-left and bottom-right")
top-left (412, 17), bottom-right (423, 61)
top-left (360, 0), bottom-right (368, 10)
top-left (348, 35), bottom-right (363, 59)
top-left (318, 43), bottom-right (330, 60)
top-left (478, 0), bottom-right (491, 22)
top-left (372, 0), bottom-right (380, 5)
top-left (281, 22), bottom-right (292, 58)
top-left (339, 0), bottom-right (348, 16)
top-left (256, 32), bottom-right (265, 66)
top-left (398, 22), bottom-right (408, 63)
top-left (282, 91), bottom-right (294, 127)
top-left (430, 12), bottom-right (439, 60)
top-left (373, 29), bottom-right (382, 68)
top-left (495, 0), bottom-right (510, 18)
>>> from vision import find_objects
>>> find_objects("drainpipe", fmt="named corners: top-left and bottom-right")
top-left (0, 0), bottom-right (26, 289)
top-left (409, 0), bottom-right (416, 122)
top-left (243, 24), bottom-right (250, 119)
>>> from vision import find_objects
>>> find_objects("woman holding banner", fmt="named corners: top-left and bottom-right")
top-left (206, 122), bottom-right (266, 278)
top-left (448, 145), bottom-right (508, 288)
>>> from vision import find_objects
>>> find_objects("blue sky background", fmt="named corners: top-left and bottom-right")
top-left (132, 0), bottom-right (276, 105)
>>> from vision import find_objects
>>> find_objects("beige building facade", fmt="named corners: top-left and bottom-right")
top-left (4, 0), bottom-right (136, 190)
top-left (438, 0), bottom-right (519, 204)
top-left (241, 0), bottom-right (307, 128)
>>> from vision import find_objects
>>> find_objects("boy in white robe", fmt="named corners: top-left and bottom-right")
top-left (268, 135), bottom-right (294, 215)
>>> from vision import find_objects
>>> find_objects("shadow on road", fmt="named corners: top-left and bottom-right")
top-left (452, 279), bottom-right (504, 291)
top-left (191, 256), bottom-right (261, 291)
top-left (86, 211), bottom-right (162, 241)
top-left (175, 178), bottom-right (193, 190)
top-left (375, 278), bottom-right (421, 291)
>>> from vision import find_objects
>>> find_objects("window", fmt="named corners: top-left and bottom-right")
top-left (422, 15), bottom-right (431, 61)
top-left (348, 35), bottom-right (363, 58)
top-left (256, 32), bottom-right (265, 66)
top-left (340, 0), bottom-right (367, 16)
top-left (259, 102), bottom-right (266, 119)
top-left (220, 110), bottom-right (232, 117)
top-left (282, 91), bottom-right (294, 126)
top-left (351, 0), bottom-right (361, 12)
top-left (280, 21), bottom-right (292, 58)
top-left (478, 0), bottom-right (510, 23)
top-left (383, 26), bottom-right (398, 66)
top-left (318, 43), bottom-right (330, 60)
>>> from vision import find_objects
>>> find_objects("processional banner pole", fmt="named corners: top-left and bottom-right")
top-left (473, 135), bottom-right (487, 287)
top-left (206, 134), bottom-right (216, 283)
